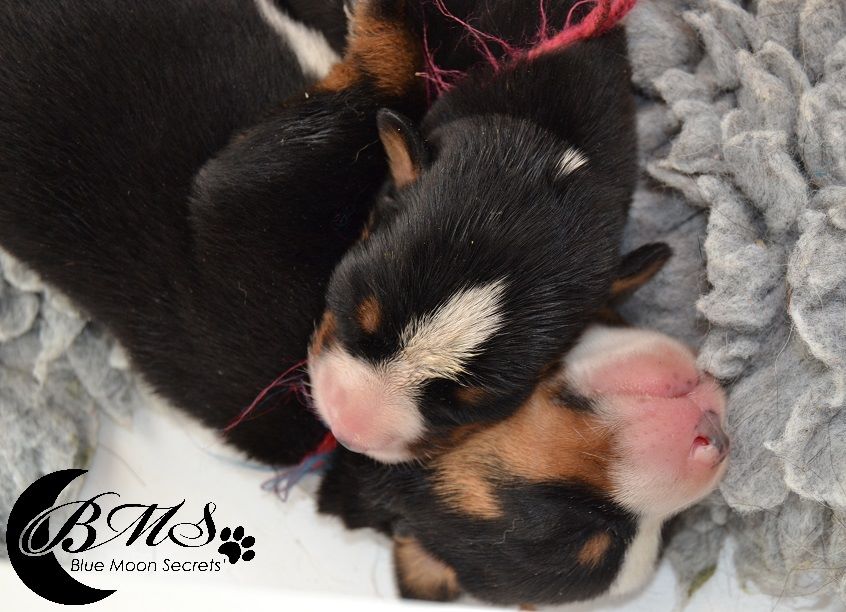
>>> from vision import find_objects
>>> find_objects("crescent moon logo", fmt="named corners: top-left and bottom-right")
top-left (6, 469), bottom-right (116, 605)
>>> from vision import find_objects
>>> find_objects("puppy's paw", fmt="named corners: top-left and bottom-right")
top-left (393, 535), bottom-right (461, 602)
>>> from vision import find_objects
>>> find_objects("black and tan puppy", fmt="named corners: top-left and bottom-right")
top-left (308, 1), bottom-right (643, 463)
top-left (0, 0), bottom-right (730, 605)
top-left (319, 248), bottom-right (730, 605)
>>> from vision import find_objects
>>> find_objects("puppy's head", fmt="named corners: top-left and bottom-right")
top-left (318, 248), bottom-right (729, 605)
top-left (308, 109), bottom-right (634, 462)
top-left (321, 321), bottom-right (729, 605)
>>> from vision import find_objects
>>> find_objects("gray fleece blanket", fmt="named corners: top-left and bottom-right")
top-left (1, 0), bottom-right (845, 603)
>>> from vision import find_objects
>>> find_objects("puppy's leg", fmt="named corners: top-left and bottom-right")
top-left (393, 535), bottom-right (461, 602)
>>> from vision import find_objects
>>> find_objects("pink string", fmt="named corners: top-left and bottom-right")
top-left (422, 0), bottom-right (639, 96)
top-left (431, 0), bottom-right (515, 69)
top-left (223, 361), bottom-right (339, 500)
top-left (538, 0), bottom-right (550, 40)
top-left (527, 0), bottom-right (637, 59)
top-left (421, 16), bottom-right (467, 101)
top-left (223, 359), bottom-right (309, 433)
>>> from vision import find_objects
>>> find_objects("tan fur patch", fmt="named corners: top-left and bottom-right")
top-left (380, 126), bottom-right (419, 187)
top-left (356, 295), bottom-right (382, 334)
top-left (394, 536), bottom-right (461, 602)
top-left (350, 14), bottom-right (421, 96)
top-left (310, 311), bottom-right (337, 356)
top-left (433, 382), bottom-right (614, 519)
top-left (455, 386), bottom-right (488, 406)
top-left (432, 459), bottom-right (503, 519)
top-left (578, 532), bottom-right (612, 568)
top-left (314, 2), bottom-right (421, 96)
top-left (316, 61), bottom-right (359, 93)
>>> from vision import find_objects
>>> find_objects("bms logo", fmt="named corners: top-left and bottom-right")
top-left (5, 469), bottom-right (256, 605)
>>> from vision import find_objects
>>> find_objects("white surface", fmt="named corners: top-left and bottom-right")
top-left (2, 396), bottom-right (843, 611)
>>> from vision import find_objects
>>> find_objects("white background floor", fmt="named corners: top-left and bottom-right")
top-left (2, 396), bottom-right (843, 611)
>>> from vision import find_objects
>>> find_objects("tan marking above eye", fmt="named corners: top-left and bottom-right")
top-left (433, 380), bottom-right (614, 519)
top-left (455, 386), bottom-right (487, 405)
top-left (394, 535), bottom-right (461, 602)
top-left (310, 311), bottom-right (337, 356)
top-left (577, 531), bottom-right (613, 568)
top-left (356, 295), bottom-right (382, 334)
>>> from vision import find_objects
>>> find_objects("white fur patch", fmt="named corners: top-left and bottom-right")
top-left (395, 280), bottom-right (508, 383)
top-left (309, 280), bottom-right (507, 461)
top-left (608, 516), bottom-right (663, 597)
top-left (254, 0), bottom-right (340, 79)
top-left (556, 147), bottom-right (588, 178)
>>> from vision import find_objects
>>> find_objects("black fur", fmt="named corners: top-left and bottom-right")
top-left (320, 447), bottom-right (639, 605)
top-left (1, 2), bottom-right (651, 604)
top-left (0, 0), bottom-right (404, 464)
top-left (324, 23), bottom-right (637, 434)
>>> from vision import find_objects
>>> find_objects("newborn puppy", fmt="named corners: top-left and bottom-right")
top-left (320, 247), bottom-right (730, 605)
top-left (0, 0), bottom-right (421, 464)
top-left (309, 1), bottom-right (640, 463)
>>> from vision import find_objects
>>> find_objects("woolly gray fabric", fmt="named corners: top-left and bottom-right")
top-left (0, 249), bottom-right (145, 553)
top-left (1, 0), bottom-right (845, 603)
top-left (624, 0), bottom-right (846, 602)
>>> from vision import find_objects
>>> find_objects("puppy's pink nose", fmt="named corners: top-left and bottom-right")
top-left (564, 326), bottom-right (730, 515)
top-left (691, 410), bottom-right (730, 466)
top-left (308, 349), bottom-right (423, 463)
top-left (317, 372), bottom-right (384, 449)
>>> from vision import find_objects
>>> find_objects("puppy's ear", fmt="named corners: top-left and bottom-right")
top-left (377, 108), bottom-right (426, 188)
top-left (610, 243), bottom-right (672, 302)
top-left (393, 533), bottom-right (461, 602)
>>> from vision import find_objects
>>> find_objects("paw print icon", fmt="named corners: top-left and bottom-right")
top-left (217, 526), bottom-right (256, 564)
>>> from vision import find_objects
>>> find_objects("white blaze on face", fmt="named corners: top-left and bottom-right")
top-left (309, 280), bottom-right (508, 463)
top-left (254, 0), bottom-right (340, 79)
top-left (556, 147), bottom-right (588, 178)
top-left (394, 280), bottom-right (508, 384)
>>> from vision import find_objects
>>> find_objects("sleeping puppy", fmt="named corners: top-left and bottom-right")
top-left (0, 0), bottom-right (422, 464)
top-left (308, 1), bottom-right (642, 464)
top-left (0, 2), bottom-right (730, 604)
top-left (319, 247), bottom-right (731, 606)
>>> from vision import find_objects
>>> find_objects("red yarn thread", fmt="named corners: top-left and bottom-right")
top-left (261, 431), bottom-right (338, 500)
top-left (527, 0), bottom-right (637, 59)
top-left (311, 431), bottom-right (339, 455)
top-left (422, 0), bottom-right (639, 96)
top-left (223, 359), bottom-right (338, 490)
top-left (223, 359), bottom-right (310, 433)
